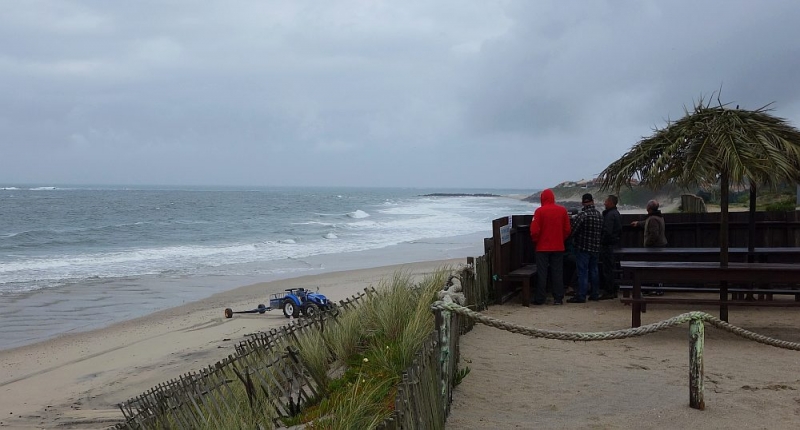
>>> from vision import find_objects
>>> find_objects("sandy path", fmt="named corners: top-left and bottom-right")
top-left (446, 300), bottom-right (800, 429)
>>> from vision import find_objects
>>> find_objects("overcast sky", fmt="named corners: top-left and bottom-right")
top-left (2, 1), bottom-right (800, 190)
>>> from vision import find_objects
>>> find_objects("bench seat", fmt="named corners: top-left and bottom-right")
top-left (621, 296), bottom-right (800, 308)
top-left (619, 285), bottom-right (800, 296)
top-left (619, 285), bottom-right (800, 314)
top-left (507, 264), bottom-right (537, 306)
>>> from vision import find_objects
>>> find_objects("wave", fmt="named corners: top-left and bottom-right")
top-left (0, 222), bottom-right (157, 250)
top-left (313, 209), bottom-right (370, 219)
top-left (292, 221), bottom-right (336, 227)
top-left (0, 229), bottom-right (89, 249)
top-left (0, 186), bottom-right (58, 191)
top-left (0, 188), bottom-right (539, 296)
top-left (347, 210), bottom-right (370, 219)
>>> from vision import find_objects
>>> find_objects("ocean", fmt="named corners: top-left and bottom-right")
top-left (0, 185), bottom-right (536, 350)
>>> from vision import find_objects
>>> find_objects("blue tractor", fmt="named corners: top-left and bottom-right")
top-left (269, 287), bottom-right (334, 318)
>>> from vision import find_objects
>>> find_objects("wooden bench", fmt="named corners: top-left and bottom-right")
top-left (619, 285), bottom-right (800, 313)
top-left (619, 285), bottom-right (800, 300)
top-left (617, 247), bottom-right (800, 264)
top-left (507, 264), bottom-right (537, 307)
top-left (620, 261), bottom-right (800, 327)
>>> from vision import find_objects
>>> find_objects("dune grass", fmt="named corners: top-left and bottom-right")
top-left (160, 267), bottom-right (452, 430)
top-left (150, 380), bottom-right (275, 429)
top-left (292, 267), bottom-right (451, 428)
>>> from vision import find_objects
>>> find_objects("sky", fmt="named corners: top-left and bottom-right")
top-left (2, 0), bottom-right (800, 190)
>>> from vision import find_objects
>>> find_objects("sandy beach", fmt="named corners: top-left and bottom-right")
top-left (0, 259), bottom-right (463, 429)
top-left (5, 257), bottom-right (800, 429)
top-left (446, 299), bottom-right (800, 429)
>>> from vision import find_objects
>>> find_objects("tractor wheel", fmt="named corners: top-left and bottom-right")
top-left (257, 304), bottom-right (267, 314)
top-left (224, 308), bottom-right (233, 318)
top-left (302, 303), bottom-right (320, 318)
top-left (282, 299), bottom-right (300, 318)
top-left (326, 303), bottom-right (339, 315)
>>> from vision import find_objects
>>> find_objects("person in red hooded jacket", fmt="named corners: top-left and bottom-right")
top-left (529, 189), bottom-right (572, 305)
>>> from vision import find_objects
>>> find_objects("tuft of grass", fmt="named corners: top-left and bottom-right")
top-left (296, 329), bottom-right (334, 389)
top-left (453, 366), bottom-right (471, 386)
top-left (324, 302), bottom-right (365, 360)
top-left (293, 267), bottom-right (452, 428)
top-left (150, 379), bottom-right (276, 430)
top-left (307, 376), bottom-right (395, 429)
top-left (360, 269), bottom-right (447, 375)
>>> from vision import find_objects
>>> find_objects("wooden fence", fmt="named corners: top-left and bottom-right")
top-left (620, 210), bottom-right (800, 248)
top-left (376, 259), bottom-right (476, 429)
top-left (490, 210), bottom-right (800, 304)
top-left (455, 255), bottom-right (492, 334)
top-left (113, 254), bottom-right (493, 429)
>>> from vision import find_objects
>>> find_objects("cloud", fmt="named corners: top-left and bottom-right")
top-left (2, 0), bottom-right (800, 188)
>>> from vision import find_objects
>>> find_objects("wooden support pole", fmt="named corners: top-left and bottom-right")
top-left (434, 307), bottom-right (451, 408)
top-left (689, 317), bottom-right (705, 410)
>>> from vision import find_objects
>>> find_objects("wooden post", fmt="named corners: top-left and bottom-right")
top-left (720, 280), bottom-right (729, 322)
top-left (720, 171), bottom-right (730, 267)
top-left (434, 307), bottom-right (451, 407)
top-left (689, 317), bottom-right (705, 410)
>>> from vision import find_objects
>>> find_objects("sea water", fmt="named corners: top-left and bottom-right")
top-left (0, 185), bottom-right (536, 349)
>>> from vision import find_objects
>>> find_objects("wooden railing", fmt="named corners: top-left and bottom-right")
top-left (490, 211), bottom-right (800, 304)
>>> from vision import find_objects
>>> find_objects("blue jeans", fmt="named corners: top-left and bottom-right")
top-left (576, 251), bottom-right (600, 301)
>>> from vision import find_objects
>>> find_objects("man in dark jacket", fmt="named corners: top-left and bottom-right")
top-left (600, 195), bottom-right (622, 299)
top-left (530, 189), bottom-right (572, 305)
top-left (567, 193), bottom-right (603, 303)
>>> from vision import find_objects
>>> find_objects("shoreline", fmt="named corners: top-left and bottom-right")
top-left (0, 258), bottom-right (467, 429)
top-left (0, 230), bottom-right (489, 351)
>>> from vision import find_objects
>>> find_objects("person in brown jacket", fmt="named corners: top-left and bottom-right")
top-left (631, 199), bottom-right (667, 247)
top-left (631, 199), bottom-right (668, 295)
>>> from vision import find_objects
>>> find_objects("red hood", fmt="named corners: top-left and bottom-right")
top-left (540, 189), bottom-right (555, 205)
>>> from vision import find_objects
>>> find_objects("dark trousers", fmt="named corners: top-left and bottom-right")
top-left (535, 251), bottom-right (564, 304)
top-left (563, 252), bottom-right (577, 291)
top-left (600, 245), bottom-right (618, 295)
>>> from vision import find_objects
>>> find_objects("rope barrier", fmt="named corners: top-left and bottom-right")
top-left (431, 301), bottom-right (800, 351)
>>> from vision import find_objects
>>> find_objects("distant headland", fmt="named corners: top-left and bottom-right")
top-left (420, 193), bottom-right (501, 197)
top-left (524, 177), bottom-right (797, 212)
